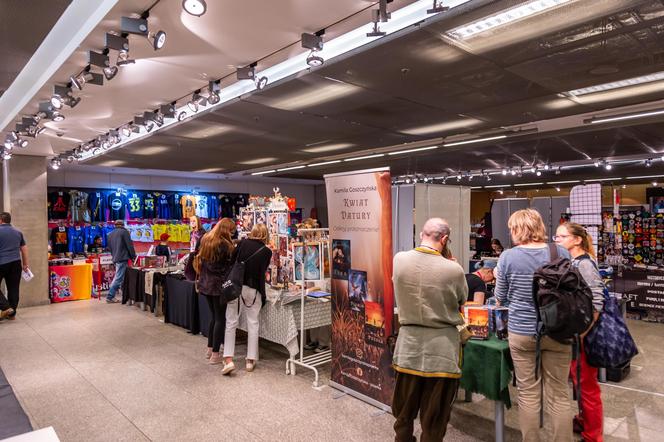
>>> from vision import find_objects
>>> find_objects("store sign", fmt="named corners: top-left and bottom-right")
top-left (325, 167), bottom-right (394, 411)
top-left (614, 269), bottom-right (664, 322)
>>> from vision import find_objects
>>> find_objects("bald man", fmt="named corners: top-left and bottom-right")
top-left (391, 218), bottom-right (468, 442)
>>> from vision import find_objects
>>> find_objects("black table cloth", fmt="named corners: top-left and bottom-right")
top-left (0, 367), bottom-right (32, 439)
top-left (164, 274), bottom-right (200, 334)
top-left (122, 267), bottom-right (142, 304)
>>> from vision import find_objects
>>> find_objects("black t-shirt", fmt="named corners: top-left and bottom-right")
top-left (465, 273), bottom-right (487, 303)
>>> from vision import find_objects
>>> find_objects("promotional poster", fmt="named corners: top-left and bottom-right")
top-left (325, 167), bottom-right (394, 410)
top-left (49, 264), bottom-right (93, 303)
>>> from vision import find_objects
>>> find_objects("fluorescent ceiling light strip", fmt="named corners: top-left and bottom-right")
top-left (470, 186), bottom-right (482, 189)
top-left (344, 153), bottom-right (385, 162)
top-left (276, 165), bottom-right (306, 171)
top-left (484, 185), bottom-right (506, 188)
top-left (585, 177), bottom-right (621, 182)
top-left (251, 169), bottom-right (276, 175)
top-left (81, 0), bottom-right (472, 161)
top-left (388, 145), bottom-right (438, 156)
top-left (514, 182), bottom-right (544, 187)
top-left (443, 135), bottom-right (507, 147)
top-left (448, 0), bottom-right (571, 40)
top-left (626, 175), bottom-right (664, 180)
top-left (589, 109), bottom-right (664, 125)
top-left (308, 160), bottom-right (341, 167)
top-left (547, 180), bottom-right (580, 184)
top-left (568, 71), bottom-right (664, 96)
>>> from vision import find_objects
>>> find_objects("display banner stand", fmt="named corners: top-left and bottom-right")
top-left (286, 227), bottom-right (331, 388)
top-left (324, 167), bottom-right (395, 411)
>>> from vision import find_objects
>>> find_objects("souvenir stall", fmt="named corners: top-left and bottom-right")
top-left (48, 259), bottom-right (93, 303)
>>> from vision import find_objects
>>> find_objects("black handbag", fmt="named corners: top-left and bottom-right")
top-left (220, 245), bottom-right (265, 304)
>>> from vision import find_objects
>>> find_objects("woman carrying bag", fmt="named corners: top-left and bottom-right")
top-left (554, 222), bottom-right (605, 442)
top-left (222, 224), bottom-right (272, 375)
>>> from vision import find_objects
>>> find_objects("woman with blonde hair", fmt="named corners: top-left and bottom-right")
top-left (555, 223), bottom-right (604, 441)
top-left (222, 223), bottom-right (272, 375)
top-left (494, 209), bottom-right (572, 442)
top-left (196, 218), bottom-right (235, 365)
top-left (189, 215), bottom-right (205, 252)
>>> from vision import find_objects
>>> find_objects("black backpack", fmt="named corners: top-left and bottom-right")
top-left (533, 244), bottom-right (594, 344)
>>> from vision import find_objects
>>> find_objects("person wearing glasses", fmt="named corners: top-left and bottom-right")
top-left (494, 209), bottom-right (571, 442)
top-left (554, 223), bottom-right (605, 442)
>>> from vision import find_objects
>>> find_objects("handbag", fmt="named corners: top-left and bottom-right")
top-left (583, 286), bottom-right (638, 368)
top-left (220, 244), bottom-right (266, 304)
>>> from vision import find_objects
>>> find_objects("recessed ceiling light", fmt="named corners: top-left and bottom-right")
top-left (399, 118), bottom-right (483, 136)
top-left (567, 71), bottom-right (664, 96)
top-left (239, 157), bottom-right (278, 165)
top-left (302, 143), bottom-right (353, 153)
top-left (182, 0), bottom-right (207, 17)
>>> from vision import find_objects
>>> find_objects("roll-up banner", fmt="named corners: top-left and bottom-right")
top-left (325, 167), bottom-right (394, 411)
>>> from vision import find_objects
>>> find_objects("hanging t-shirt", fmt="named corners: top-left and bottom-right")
top-left (234, 194), bottom-right (248, 217)
top-left (195, 195), bottom-right (209, 218)
top-left (88, 191), bottom-right (107, 222)
top-left (181, 195), bottom-right (197, 219)
top-left (178, 224), bottom-right (191, 244)
top-left (208, 195), bottom-right (219, 219)
top-left (69, 191), bottom-right (91, 223)
top-left (50, 226), bottom-right (69, 254)
top-left (155, 193), bottom-right (170, 219)
top-left (67, 226), bottom-right (86, 254)
top-left (143, 193), bottom-right (156, 219)
top-left (85, 224), bottom-right (105, 246)
top-left (167, 224), bottom-right (180, 242)
top-left (127, 191), bottom-right (143, 219)
top-left (169, 193), bottom-right (182, 220)
top-left (219, 194), bottom-right (234, 218)
top-left (49, 191), bottom-right (70, 220)
top-left (107, 192), bottom-right (128, 220)
top-left (141, 224), bottom-right (154, 243)
top-left (152, 224), bottom-right (168, 241)
top-left (102, 224), bottom-right (115, 241)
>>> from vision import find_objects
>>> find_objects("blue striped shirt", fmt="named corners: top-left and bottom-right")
top-left (494, 245), bottom-right (570, 336)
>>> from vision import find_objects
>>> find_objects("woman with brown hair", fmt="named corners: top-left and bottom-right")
top-left (222, 223), bottom-right (272, 375)
top-left (555, 223), bottom-right (604, 441)
top-left (196, 218), bottom-right (235, 365)
top-left (494, 209), bottom-right (572, 442)
top-left (189, 215), bottom-right (206, 252)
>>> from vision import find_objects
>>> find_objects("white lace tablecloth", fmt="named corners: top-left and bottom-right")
top-left (237, 295), bottom-right (331, 357)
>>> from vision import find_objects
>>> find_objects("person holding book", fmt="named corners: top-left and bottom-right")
top-left (391, 218), bottom-right (467, 442)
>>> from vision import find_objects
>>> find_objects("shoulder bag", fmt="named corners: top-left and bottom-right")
top-left (220, 244), bottom-right (266, 304)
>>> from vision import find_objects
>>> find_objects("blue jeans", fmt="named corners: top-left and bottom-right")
top-left (107, 261), bottom-right (128, 301)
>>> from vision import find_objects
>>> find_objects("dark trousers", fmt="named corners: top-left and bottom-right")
top-left (392, 371), bottom-right (460, 442)
top-left (204, 295), bottom-right (227, 352)
top-left (0, 260), bottom-right (22, 316)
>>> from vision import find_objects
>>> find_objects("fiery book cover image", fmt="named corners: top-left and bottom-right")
top-left (464, 306), bottom-right (489, 340)
top-left (364, 301), bottom-right (385, 347)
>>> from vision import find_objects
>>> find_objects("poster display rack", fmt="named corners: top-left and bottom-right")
top-left (286, 227), bottom-right (331, 387)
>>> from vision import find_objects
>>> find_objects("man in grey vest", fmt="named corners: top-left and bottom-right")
top-left (0, 212), bottom-right (28, 320)
top-left (106, 220), bottom-right (136, 303)
top-left (391, 218), bottom-right (468, 442)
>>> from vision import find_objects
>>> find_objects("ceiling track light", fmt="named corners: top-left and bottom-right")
top-left (206, 81), bottom-right (221, 105)
top-left (53, 85), bottom-right (80, 108)
top-left (367, 8), bottom-right (388, 37)
top-left (646, 159), bottom-right (653, 167)
top-left (148, 30), bottom-right (167, 50)
top-left (427, 0), bottom-right (449, 14)
top-left (188, 91), bottom-right (202, 112)
top-left (70, 68), bottom-right (103, 90)
top-left (605, 162), bottom-right (613, 170)
top-left (116, 50), bottom-right (135, 66)
top-left (302, 32), bottom-right (325, 67)
top-left (121, 16), bottom-right (148, 36)
top-left (255, 76), bottom-right (268, 90)
top-left (182, 0), bottom-right (207, 16)
top-left (161, 103), bottom-right (176, 119)
top-left (50, 158), bottom-right (62, 170)
top-left (38, 102), bottom-right (65, 122)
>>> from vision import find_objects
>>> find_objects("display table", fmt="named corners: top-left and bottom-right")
top-left (121, 267), bottom-right (143, 304)
top-left (460, 337), bottom-right (513, 442)
top-left (48, 263), bottom-right (93, 303)
top-left (163, 275), bottom-right (199, 333)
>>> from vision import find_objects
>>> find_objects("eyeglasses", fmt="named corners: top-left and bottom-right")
top-left (552, 234), bottom-right (571, 241)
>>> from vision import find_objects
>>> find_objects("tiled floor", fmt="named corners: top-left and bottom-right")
top-left (1, 300), bottom-right (663, 441)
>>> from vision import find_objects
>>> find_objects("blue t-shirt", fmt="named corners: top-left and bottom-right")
top-left (86, 225), bottom-right (105, 246)
top-left (67, 226), bottom-right (86, 254)
top-left (208, 195), bottom-right (219, 219)
top-left (0, 224), bottom-right (25, 265)
top-left (88, 191), bottom-right (107, 222)
top-left (143, 193), bottom-right (156, 219)
top-left (127, 191), bottom-right (143, 219)
top-left (156, 193), bottom-right (170, 219)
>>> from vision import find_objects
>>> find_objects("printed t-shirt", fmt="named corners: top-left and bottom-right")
top-left (69, 191), bottom-right (90, 223)
top-left (178, 224), bottom-right (191, 244)
top-left (208, 195), bottom-right (219, 219)
top-left (85, 225), bottom-right (105, 246)
top-left (50, 227), bottom-right (69, 254)
top-left (195, 195), bottom-right (208, 218)
top-left (142, 224), bottom-right (154, 243)
top-left (156, 193), bottom-right (170, 219)
top-left (49, 191), bottom-right (70, 220)
top-left (88, 191), bottom-right (107, 222)
top-left (181, 195), bottom-right (197, 219)
top-left (219, 194), bottom-right (234, 218)
top-left (107, 193), bottom-right (128, 220)
top-left (169, 194), bottom-right (182, 219)
top-left (152, 224), bottom-right (168, 241)
top-left (143, 193), bottom-right (156, 219)
top-left (127, 192), bottom-right (143, 219)
top-left (167, 224), bottom-right (180, 242)
top-left (67, 226), bottom-right (86, 254)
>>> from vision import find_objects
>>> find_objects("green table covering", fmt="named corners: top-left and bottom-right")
top-left (460, 336), bottom-right (513, 408)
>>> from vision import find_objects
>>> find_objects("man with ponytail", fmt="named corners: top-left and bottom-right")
top-left (555, 222), bottom-right (605, 442)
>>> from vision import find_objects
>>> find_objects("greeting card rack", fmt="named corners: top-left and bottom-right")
top-left (286, 227), bottom-right (331, 388)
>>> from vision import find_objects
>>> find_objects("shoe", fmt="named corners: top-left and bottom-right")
top-left (221, 361), bottom-right (235, 375)
top-left (209, 354), bottom-right (223, 365)
top-left (314, 345), bottom-right (330, 353)
top-left (303, 341), bottom-right (319, 351)
top-left (205, 348), bottom-right (212, 359)
top-left (573, 415), bottom-right (584, 434)
top-left (246, 360), bottom-right (256, 372)
top-left (0, 308), bottom-right (14, 319)
top-left (106, 298), bottom-right (119, 304)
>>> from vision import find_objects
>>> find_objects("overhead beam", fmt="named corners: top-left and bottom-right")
top-left (0, 0), bottom-right (118, 132)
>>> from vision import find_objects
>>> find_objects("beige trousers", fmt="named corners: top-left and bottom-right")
top-left (509, 333), bottom-right (573, 442)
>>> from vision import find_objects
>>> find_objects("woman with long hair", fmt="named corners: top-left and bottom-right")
top-left (189, 215), bottom-right (206, 252)
top-left (222, 223), bottom-right (272, 375)
top-left (196, 218), bottom-right (235, 365)
top-left (494, 209), bottom-right (572, 442)
top-left (555, 222), bottom-right (604, 442)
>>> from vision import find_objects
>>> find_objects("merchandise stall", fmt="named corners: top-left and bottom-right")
top-left (48, 260), bottom-right (93, 303)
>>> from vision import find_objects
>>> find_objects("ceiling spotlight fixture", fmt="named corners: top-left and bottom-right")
top-left (456, 173), bottom-right (462, 181)
top-left (306, 51), bottom-right (324, 68)
top-left (605, 163), bottom-right (613, 170)
top-left (103, 65), bottom-right (118, 80)
top-left (536, 169), bottom-right (542, 177)
top-left (145, 121), bottom-right (155, 132)
top-left (52, 85), bottom-right (80, 108)
top-left (70, 69), bottom-right (103, 90)
top-left (530, 165), bottom-right (536, 173)
top-left (121, 16), bottom-right (148, 36)
top-left (367, 0), bottom-right (390, 37)
top-left (646, 159), bottom-right (653, 167)
top-left (427, 0), bottom-right (449, 14)
top-left (498, 189), bottom-right (504, 195)
top-left (148, 30), bottom-right (167, 50)
top-left (502, 168), bottom-right (508, 175)
top-left (120, 125), bottom-right (132, 137)
top-left (188, 91), bottom-right (202, 112)
top-left (117, 50), bottom-right (135, 66)
top-left (594, 159), bottom-right (601, 167)
top-left (555, 186), bottom-right (561, 192)
top-left (555, 167), bottom-right (562, 175)
top-left (177, 111), bottom-right (188, 121)
top-left (161, 103), bottom-right (176, 119)
top-left (543, 163), bottom-right (551, 170)
top-left (182, 0), bottom-right (207, 16)
top-left (50, 94), bottom-right (64, 109)
top-left (66, 156), bottom-right (75, 163)
top-left (237, 65), bottom-right (256, 81)
top-left (653, 181), bottom-right (658, 187)
top-left (50, 158), bottom-right (62, 170)
top-left (255, 76), bottom-right (268, 90)
top-left (2, 151), bottom-right (11, 160)
top-left (302, 32), bottom-right (324, 67)
top-left (206, 81), bottom-right (221, 105)
top-left (510, 169), bottom-right (517, 176)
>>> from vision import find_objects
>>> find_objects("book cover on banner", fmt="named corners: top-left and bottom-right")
top-left (326, 168), bottom-right (394, 408)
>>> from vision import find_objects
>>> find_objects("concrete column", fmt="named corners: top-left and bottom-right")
top-left (4, 155), bottom-right (49, 308)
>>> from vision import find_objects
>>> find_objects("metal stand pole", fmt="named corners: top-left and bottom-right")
top-left (495, 400), bottom-right (505, 442)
